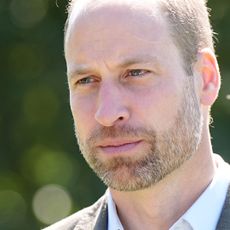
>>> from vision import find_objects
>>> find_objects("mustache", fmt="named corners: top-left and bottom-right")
top-left (85, 125), bottom-right (156, 145)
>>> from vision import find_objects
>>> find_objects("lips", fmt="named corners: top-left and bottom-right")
top-left (97, 139), bottom-right (143, 155)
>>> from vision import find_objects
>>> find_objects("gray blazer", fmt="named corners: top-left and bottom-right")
top-left (44, 185), bottom-right (230, 230)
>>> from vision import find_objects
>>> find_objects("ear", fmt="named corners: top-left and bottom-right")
top-left (196, 48), bottom-right (221, 106)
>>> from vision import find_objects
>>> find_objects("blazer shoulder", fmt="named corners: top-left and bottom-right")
top-left (216, 163), bottom-right (230, 230)
top-left (43, 194), bottom-right (107, 230)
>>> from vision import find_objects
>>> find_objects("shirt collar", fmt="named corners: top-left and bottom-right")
top-left (107, 190), bottom-right (124, 230)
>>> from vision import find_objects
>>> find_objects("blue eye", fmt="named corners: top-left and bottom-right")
top-left (76, 77), bottom-right (95, 85)
top-left (127, 69), bottom-right (149, 77)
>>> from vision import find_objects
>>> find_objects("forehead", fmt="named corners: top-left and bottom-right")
top-left (65, 0), bottom-right (182, 74)
top-left (65, 0), bottom-right (169, 47)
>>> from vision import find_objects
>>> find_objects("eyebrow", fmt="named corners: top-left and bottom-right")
top-left (67, 55), bottom-right (160, 79)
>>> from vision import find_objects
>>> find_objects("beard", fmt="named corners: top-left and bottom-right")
top-left (74, 78), bottom-right (203, 191)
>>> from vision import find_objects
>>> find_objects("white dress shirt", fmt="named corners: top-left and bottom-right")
top-left (107, 156), bottom-right (230, 230)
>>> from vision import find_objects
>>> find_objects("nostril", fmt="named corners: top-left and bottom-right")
top-left (94, 105), bottom-right (130, 126)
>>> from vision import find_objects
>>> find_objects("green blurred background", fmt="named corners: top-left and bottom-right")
top-left (0, 0), bottom-right (229, 229)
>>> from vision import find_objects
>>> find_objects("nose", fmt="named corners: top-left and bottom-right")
top-left (94, 82), bottom-right (130, 127)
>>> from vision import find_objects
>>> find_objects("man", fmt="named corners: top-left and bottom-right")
top-left (45, 0), bottom-right (230, 229)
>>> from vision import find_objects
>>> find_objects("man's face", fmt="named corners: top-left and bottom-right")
top-left (65, 2), bottom-right (203, 191)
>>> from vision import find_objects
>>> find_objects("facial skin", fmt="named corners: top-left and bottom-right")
top-left (65, 2), bottom-right (203, 191)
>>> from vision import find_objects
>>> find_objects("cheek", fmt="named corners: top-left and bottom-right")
top-left (132, 82), bottom-right (181, 131)
top-left (70, 93), bottom-right (96, 137)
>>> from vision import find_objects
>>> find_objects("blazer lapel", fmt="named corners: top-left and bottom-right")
top-left (216, 184), bottom-right (230, 230)
top-left (72, 194), bottom-right (108, 230)
top-left (94, 196), bottom-right (108, 230)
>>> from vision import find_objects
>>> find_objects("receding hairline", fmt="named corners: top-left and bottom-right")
top-left (65, 0), bottom-right (215, 75)
top-left (65, 0), bottom-right (163, 33)
top-left (64, 0), bottom-right (169, 53)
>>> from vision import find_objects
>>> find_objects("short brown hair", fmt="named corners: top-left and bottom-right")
top-left (159, 0), bottom-right (214, 74)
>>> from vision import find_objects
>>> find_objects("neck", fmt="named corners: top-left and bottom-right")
top-left (110, 129), bottom-right (216, 230)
